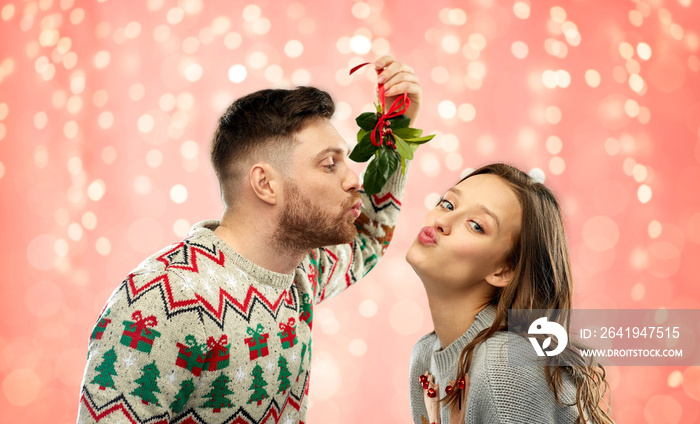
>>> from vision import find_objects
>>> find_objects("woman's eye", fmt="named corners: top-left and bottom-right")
top-left (439, 199), bottom-right (454, 211)
top-left (469, 220), bottom-right (483, 233)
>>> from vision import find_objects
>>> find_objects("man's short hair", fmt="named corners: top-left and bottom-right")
top-left (210, 86), bottom-right (335, 205)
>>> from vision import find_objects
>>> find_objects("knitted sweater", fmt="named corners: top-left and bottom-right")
top-left (409, 305), bottom-right (581, 424)
top-left (77, 170), bottom-right (406, 424)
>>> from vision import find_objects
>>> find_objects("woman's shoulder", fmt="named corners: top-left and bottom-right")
top-left (470, 331), bottom-right (544, 380)
top-left (410, 332), bottom-right (439, 359)
top-left (412, 331), bottom-right (438, 348)
top-left (473, 331), bottom-right (557, 383)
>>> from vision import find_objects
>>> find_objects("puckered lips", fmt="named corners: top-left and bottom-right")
top-left (350, 200), bottom-right (362, 219)
top-left (417, 226), bottom-right (438, 245)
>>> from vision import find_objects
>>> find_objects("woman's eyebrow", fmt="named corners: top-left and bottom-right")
top-left (478, 204), bottom-right (501, 229)
top-left (447, 186), bottom-right (501, 228)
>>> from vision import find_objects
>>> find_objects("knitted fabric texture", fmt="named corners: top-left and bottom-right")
top-left (77, 169), bottom-right (407, 424)
top-left (409, 305), bottom-right (581, 424)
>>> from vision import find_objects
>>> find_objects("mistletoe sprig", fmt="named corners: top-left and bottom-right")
top-left (348, 62), bottom-right (435, 195)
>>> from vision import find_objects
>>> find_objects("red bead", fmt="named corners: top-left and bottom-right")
top-left (427, 388), bottom-right (436, 398)
top-left (445, 385), bottom-right (453, 394)
top-left (419, 375), bottom-right (427, 383)
top-left (422, 381), bottom-right (429, 389)
top-left (457, 378), bottom-right (465, 390)
top-left (384, 120), bottom-right (391, 127)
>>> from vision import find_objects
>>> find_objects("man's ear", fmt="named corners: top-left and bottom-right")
top-left (248, 163), bottom-right (280, 205)
top-left (485, 264), bottom-right (514, 288)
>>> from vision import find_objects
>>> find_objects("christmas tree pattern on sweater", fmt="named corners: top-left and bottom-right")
top-left (77, 169), bottom-right (407, 423)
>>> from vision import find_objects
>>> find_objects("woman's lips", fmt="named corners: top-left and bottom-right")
top-left (418, 226), bottom-right (438, 245)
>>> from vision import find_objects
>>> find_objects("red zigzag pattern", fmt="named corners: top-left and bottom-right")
top-left (125, 242), bottom-right (295, 326)
top-left (80, 388), bottom-right (303, 424)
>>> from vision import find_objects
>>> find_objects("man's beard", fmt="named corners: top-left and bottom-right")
top-left (275, 181), bottom-right (360, 251)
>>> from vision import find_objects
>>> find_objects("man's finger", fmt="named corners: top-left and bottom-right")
top-left (384, 80), bottom-right (421, 97)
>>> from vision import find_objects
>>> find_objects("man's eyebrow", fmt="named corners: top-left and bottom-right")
top-left (314, 146), bottom-right (348, 161)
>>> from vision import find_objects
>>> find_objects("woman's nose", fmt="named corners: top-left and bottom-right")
top-left (433, 215), bottom-right (451, 235)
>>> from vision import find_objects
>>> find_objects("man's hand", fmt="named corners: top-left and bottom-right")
top-left (374, 56), bottom-right (422, 126)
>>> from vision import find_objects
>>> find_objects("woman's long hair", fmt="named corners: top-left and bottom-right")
top-left (442, 163), bottom-right (614, 424)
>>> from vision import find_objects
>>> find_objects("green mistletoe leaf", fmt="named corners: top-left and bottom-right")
top-left (363, 162), bottom-right (385, 196)
top-left (356, 112), bottom-right (378, 132)
top-left (349, 132), bottom-right (376, 163)
top-left (393, 134), bottom-right (414, 161)
top-left (357, 129), bottom-right (367, 143)
top-left (377, 145), bottom-right (400, 180)
top-left (363, 146), bottom-right (399, 195)
top-left (388, 114), bottom-right (411, 130)
top-left (403, 134), bottom-right (436, 144)
top-left (393, 127), bottom-right (423, 139)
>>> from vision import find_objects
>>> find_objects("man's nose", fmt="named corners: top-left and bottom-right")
top-left (343, 168), bottom-right (360, 192)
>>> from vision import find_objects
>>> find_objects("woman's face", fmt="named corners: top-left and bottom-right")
top-left (406, 174), bottom-right (523, 292)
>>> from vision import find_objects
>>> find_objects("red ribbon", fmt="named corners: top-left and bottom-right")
top-left (129, 311), bottom-right (157, 335)
top-left (208, 334), bottom-right (228, 350)
top-left (279, 317), bottom-right (296, 332)
top-left (349, 62), bottom-right (411, 147)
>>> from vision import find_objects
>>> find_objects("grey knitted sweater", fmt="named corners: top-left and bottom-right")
top-left (409, 305), bottom-right (581, 424)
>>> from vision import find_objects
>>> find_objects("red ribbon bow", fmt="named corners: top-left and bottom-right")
top-left (279, 317), bottom-right (296, 332)
top-left (349, 62), bottom-right (411, 147)
top-left (208, 334), bottom-right (228, 349)
top-left (129, 311), bottom-right (157, 335)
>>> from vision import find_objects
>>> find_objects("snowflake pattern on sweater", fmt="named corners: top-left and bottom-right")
top-left (77, 170), bottom-right (406, 424)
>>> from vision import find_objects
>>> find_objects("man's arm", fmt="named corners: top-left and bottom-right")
top-left (303, 56), bottom-right (421, 303)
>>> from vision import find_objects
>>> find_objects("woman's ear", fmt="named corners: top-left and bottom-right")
top-left (249, 163), bottom-right (279, 205)
top-left (485, 265), bottom-right (514, 288)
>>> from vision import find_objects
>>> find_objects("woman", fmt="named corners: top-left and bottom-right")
top-left (406, 163), bottom-right (614, 424)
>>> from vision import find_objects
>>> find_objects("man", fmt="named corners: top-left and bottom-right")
top-left (77, 56), bottom-right (421, 423)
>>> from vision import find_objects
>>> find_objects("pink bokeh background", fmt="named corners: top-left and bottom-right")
top-left (1, 0), bottom-right (700, 423)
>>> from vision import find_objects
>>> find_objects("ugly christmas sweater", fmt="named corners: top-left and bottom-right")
top-left (77, 170), bottom-right (407, 424)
